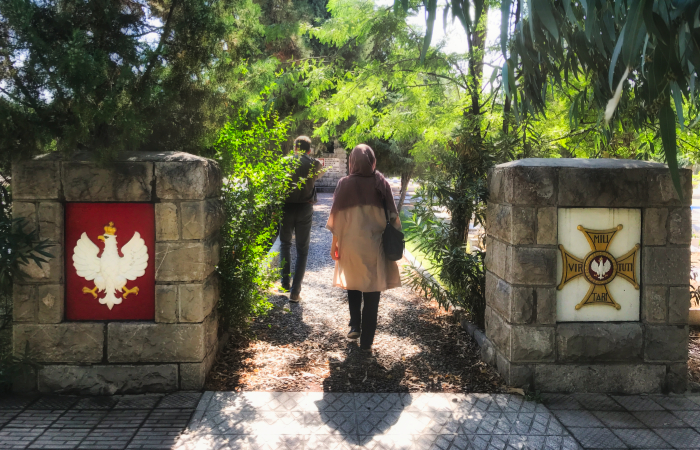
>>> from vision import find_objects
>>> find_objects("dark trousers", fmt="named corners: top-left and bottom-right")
top-left (280, 202), bottom-right (314, 295)
top-left (348, 290), bottom-right (380, 349)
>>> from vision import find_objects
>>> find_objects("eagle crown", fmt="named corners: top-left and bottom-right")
top-left (98, 222), bottom-right (118, 244)
top-left (104, 222), bottom-right (116, 235)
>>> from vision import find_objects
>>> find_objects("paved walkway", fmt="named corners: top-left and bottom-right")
top-left (3, 392), bottom-right (700, 449)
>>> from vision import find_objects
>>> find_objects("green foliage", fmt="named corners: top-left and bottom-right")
top-left (0, 341), bottom-right (40, 393)
top-left (402, 126), bottom-right (493, 328)
top-left (306, 0), bottom-right (468, 154)
top-left (258, 0), bottom-right (332, 59)
top-left (407, 0), bottom-right (700, 184)
top-left (280, 0), bottom-right (501, 326)
top-left (264, 0), bottom-right (475, 213)
top-left (273, 0), bottom-right (484, 211)
top-left (0, 184), bottom-right (53, 324)
top-left (498, 0), bottom-right (700, 197)
top-left (0, 0), bottom-right (268, 165)
top-left (0, 180), bottom-right (51, 391)
top-left (248, 0), bottom-right (471, 159)
top-left (402, 216), bottom-right (487, 328)
top-left (219, 0), bottom-right (341, 146)
top-left (370, 139), bottom-right (416, 177)
top-left (391, 0), bottom-right (481, 63)
top-left (215, 103), bottom-right (298, 330)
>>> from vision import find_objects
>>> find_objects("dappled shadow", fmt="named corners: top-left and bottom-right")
top-left (177, 392), bottom-right (307, 449)
top-left (205, 296), bottom-right (315, 390)
top-left (256, 294), bottom-right (314, 345)
top-left (208, 192), bottom-right (504, 394)
top-left (208, 285), bottom-right (504, 392)
top-left (178, 391), bottom-right (438, 449)
top-left (380, 299), bottom-right (504, 392)
top-left (321, 342), bottom-right (408, 393)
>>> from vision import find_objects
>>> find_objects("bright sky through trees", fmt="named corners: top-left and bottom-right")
top-left (375, 0), bottom-right (502, 87)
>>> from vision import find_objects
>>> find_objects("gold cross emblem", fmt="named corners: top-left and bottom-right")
top-left (558, 225), bottom-right (640, 310)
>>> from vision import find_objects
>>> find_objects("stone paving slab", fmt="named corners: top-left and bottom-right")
top-left (3, 392), bottom-right (700, 449)
top-left (0, 393), bottom-right (198, 450)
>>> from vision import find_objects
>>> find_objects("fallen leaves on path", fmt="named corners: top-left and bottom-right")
top-left (206, 281), bottom-right (505, 393)
top-left (206, 194), bottom-right (505, 393)
top-left (689, 326), bottom-right (700, 388)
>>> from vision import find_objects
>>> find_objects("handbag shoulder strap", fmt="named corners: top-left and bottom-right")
top-left (382, 195), bottom-right (390, 225)
top-left (376, 169), bottom-right (391, 225)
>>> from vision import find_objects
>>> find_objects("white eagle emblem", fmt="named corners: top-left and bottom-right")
top-left (73, 221), bottom-right (149, 310)
top-left (591, 256), bottom-right (612, 280)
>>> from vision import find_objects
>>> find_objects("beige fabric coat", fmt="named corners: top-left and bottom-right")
top-left (326, 204), bottom-right (401, 292)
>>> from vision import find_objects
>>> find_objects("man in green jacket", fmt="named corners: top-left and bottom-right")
top-left (280, 136), bottom-right (323, 302)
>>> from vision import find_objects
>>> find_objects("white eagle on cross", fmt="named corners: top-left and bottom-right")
top-left (590, 256), bottom-right (612, 280)
top-left (72, 221), bottom-right (149, 310)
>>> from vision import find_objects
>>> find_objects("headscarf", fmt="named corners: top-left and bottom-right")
top-left (328, 144), bottom-right (398, 230)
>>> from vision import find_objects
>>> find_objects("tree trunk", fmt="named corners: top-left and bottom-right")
top-left (502, 1), bottom-right (520, 135)
top-left (467, 5), bottom-right (489, 119)
top-left (397, 170), bottom-right (412, 213)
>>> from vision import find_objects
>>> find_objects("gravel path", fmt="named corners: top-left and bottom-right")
top-left (206, 194), bottom-right (504, 393)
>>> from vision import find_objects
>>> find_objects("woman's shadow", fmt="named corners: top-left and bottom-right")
top-left (312, 343), bottom-right (413, 447)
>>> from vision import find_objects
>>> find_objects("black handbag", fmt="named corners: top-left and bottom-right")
top-left (382, 197), bottom-right (405, 261)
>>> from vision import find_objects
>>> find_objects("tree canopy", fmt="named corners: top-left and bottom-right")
top-left (4, 0), bottom-right (700, 182)
top-left (0, 0), bottom-right (268, 166)
top-left (413, 0), bottom-right (700, 195)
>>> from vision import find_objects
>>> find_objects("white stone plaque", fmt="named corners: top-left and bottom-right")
top-left (556, 208), bottom-right (641, 322)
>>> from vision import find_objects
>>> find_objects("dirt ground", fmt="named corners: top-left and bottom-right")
top-left (205, 288), bottom-right (504, 394)
top-left (205, 194), bottom-right (504, 394)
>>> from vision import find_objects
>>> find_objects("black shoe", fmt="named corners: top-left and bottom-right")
top-left (279, 283), bottom-right (290, 294)
top-left (347, 328), bottom-right (361, 339)
top-left (290, 292), bottom-right (301, 303)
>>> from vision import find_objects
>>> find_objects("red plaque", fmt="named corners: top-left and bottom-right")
top-left (65, 203), bottom-right (155, 321)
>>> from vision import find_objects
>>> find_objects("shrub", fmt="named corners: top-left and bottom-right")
top-left (402, 130), bottom-right (492, 329)
top-left (0, 179), bottom-right (52, 391)
top-left (215, 106), bottom-right (297, 331)
top-left (403, 207), bottom-right (487, 328)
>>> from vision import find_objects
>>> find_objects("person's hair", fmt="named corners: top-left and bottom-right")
top-left (294, 135), bottom-right (312, 152)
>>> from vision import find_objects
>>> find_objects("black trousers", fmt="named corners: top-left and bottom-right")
top-left (348, 290), bottom-right (380, 349)
top-left (280, 202), bottom-right (314, 295)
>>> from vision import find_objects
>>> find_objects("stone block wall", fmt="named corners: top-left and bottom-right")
top-left (12, 151), bottom-right (222, 394)
top-left (315, 143), bottom-right (347, 192)
top-left (484, 159), bottom-right (692, 394)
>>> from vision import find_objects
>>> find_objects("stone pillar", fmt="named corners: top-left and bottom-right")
top-left (12, 152), bottom-right (222, 394)
top-left (484, 159), bottom-right (691, 394)
top-left (315, 142), bottom-right (348, 192)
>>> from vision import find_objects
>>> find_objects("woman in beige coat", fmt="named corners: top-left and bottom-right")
top-left (326, 144), bottom-right (401, 350)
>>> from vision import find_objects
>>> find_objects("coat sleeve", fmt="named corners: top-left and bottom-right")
top-left (391, 214), bottom-right (402, 231)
